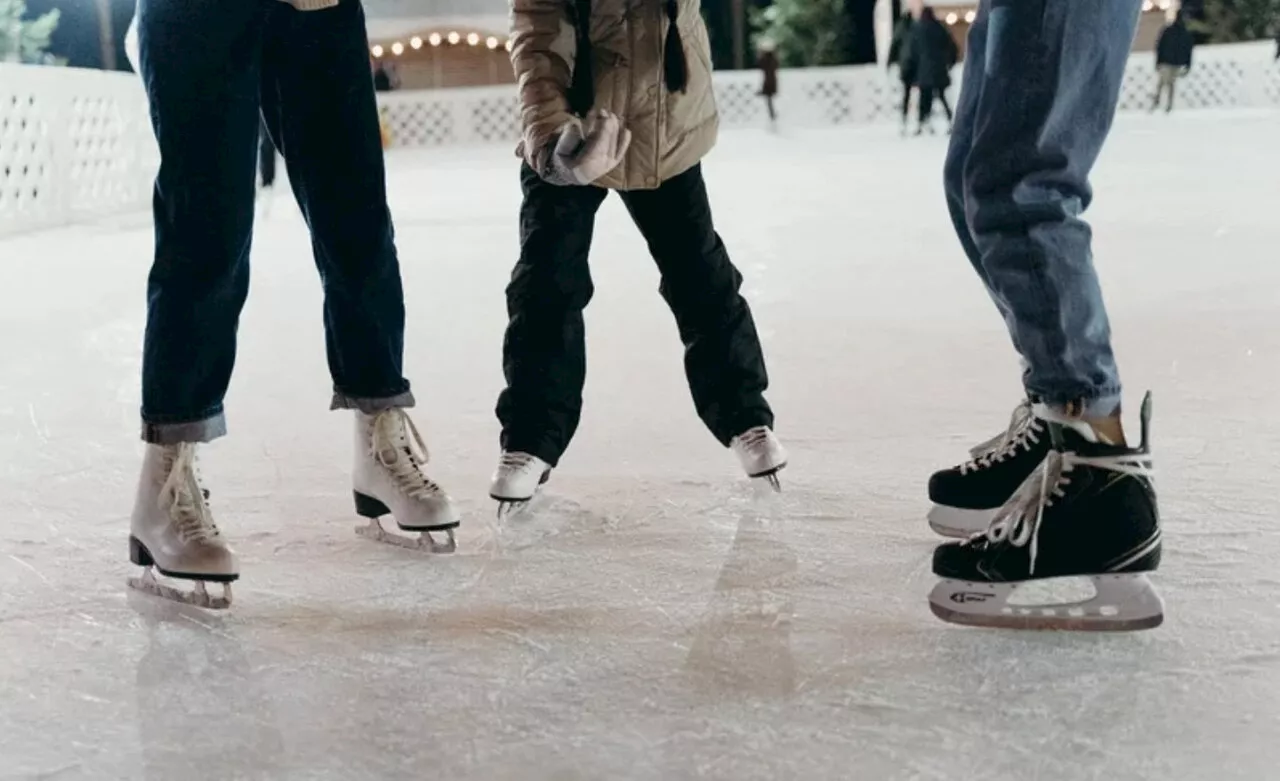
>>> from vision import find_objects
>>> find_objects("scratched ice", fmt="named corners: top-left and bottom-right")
top-left (2, 109), bottom-right (1278, 780)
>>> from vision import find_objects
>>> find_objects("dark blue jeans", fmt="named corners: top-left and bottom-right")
top-left (945, 0), bottom-right (1140, 417)
top-left (136, 0), bottom-right (412, 444)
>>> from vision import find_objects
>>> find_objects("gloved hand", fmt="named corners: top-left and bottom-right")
top-left (534, 109), bottom-right (632, 187)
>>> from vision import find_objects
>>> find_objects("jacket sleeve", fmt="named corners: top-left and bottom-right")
top-left (510, 0), bottom-right (577, 163)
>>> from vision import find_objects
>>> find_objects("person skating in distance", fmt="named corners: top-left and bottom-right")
top-left (925, 0), bottom-right (1162, 631)
top-left (491, 0), bottom-right (786, 514)
top-left (125, 0), bottom-right (459, 610)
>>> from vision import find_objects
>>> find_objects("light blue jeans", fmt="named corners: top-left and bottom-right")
top-left (945, 0), bottom-right (1141, 418)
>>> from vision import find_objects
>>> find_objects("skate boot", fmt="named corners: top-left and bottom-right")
top-left (927, 400), bottom-right (1050, 538)
top-left (353, 409), bottom-right (460, 553)
top-left (929, 392), bottom-right (1163, 632)
top-left (490, 451), bottom-right (552, 517)
top-left (128, 443), bottom-right (238, 610)
top-left (732, 426), bottom-right (788, 491)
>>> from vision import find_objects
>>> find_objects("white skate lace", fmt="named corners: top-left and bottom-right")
top-left (735, 426), bottom-right (773, 453)
top-left (960, 401), bottom-right (1043, 474)
top-left (974, 448), bottom-right (1154, 575)
top-left (498, 451), bottom-right (541, 474)
top-left (371, 410), bottom-right (444, 500)
top-left (157, 444), bottom-right (222, 545)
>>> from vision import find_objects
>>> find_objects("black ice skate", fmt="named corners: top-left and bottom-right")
top-left (927, 400), bottom-right (1051, 538)
top-left (929, 392), bottom-right (1163, 632)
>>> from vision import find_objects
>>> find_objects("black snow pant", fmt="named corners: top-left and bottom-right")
top-left (497, 162), bottom-right (775, 467)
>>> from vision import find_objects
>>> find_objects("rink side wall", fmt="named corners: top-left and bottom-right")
top-left (2, 40), bottom-right (1277, 237)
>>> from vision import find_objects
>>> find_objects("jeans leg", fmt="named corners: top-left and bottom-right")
top-left (137, 0), bottom-right (265, 444)
top-left (945, 5), bottom-right (1015, 326)
top-left (261, 0), bottom-right (413, 413)
top-left (259, 120), bottom-right (276, 187)
top-left (496, 164), bottom-right (607, 467)
top-left (620, 165), bottom-right (774, 445)
top-left (919, 87), bottom-right (934, 125)
top-left (961, 0), bottom-right (1139, 416)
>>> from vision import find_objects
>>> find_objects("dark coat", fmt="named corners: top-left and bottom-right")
top-left (888, 16), bottom-right (916, 85)
top-left (904, 17), bottom-right (958, 90)
top-left (758, 50), bottom-right (779, 97)
top-left (1156, 21), bottom-right (1194, 68)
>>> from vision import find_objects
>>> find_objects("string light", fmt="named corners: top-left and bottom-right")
top-left (371, 44), bottom-right (384, 57)
top-left (467, 32), bottom-right (481, 46)
top-left (391, 41), bottom-right (404, 56)
top-left (964, 10), bottom-right (976, 23)
top-left (505, 39), bottom-right (513, 52)
top-left (1142, 0), bottom-right (1154, 9)
top-left (410, 36), bottom-right (423, 50)
top-left (486, 36), bottom-right (500, 50)
top-left (429, 32), bottom-right (442, 47)
top-left (447, 31), bottom-right (461, 45)
top-left (945, 12), bottom-right (958, 24)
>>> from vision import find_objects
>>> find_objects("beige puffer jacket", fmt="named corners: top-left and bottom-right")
top-left (510, 0), bottom-right (719, 191)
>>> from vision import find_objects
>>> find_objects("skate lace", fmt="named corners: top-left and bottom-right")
top-left (735, 426), bottom-right (773, 453)
top-left (959, 401), bottom-right (1043, 474)
top-left (498, 451), bottom-right (541, 473)
top-left (158, 444), bottom-right (221, 545)
top-left (975, 449), bottom-right (1154, 575)
top-left (371, 409), bottom-right (444, 500)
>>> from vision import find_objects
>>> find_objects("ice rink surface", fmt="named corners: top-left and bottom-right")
top-left (2, 109), bottom-right (1279, 780)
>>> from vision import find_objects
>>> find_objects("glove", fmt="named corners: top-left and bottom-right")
top-left (534, 110), bottom-right (632, 187)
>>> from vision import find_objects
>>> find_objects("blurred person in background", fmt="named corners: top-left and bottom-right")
top-left (1153, 10), bottom-right (1194, 113)
top-left (757, 38), bottom-right (780, 126)
top-left (903, 6), bottom-right (957, 135)
top-left (887, 8), bottom-right (917, 136)
top-left (488, 0), bottom-right (788, 512)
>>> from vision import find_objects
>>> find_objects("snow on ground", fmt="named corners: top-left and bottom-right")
top-left (1, 109), bottom-right (1278, 781)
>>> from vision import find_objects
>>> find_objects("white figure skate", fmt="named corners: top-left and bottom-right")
top-left (489, 451), bottom-right (552, 517)
top-left (353, 409), bottom-right (460, 553)
top-left (731, 426), bottom-right (788, 491)
top-left (128, 443), bottom-right (238, 610)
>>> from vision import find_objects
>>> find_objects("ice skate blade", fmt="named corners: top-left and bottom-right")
top-left (355, 518), bottom-right (457, 554)
top-left (494, 499), bottom-right (532, 519)
top-left (749, 464), bottom-right (786, 493)
top-left (928, 574), bottom-right (1164, 632)
top-left (926, 505), bottom-right (996, 539)
top-left (127, 568), bottom-right (233, 610)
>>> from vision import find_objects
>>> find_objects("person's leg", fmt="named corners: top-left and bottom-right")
top-left (938, 89), bottom-right (954, 123)
top-left (137, 0), bottom-right (266, 444)
top-left (918, 86), bottom-right (934, 130)
top-left (900, 80), bottom-right (912, 130)
top-left (259, 121), bottom-right (276, 188)
top-left (960, 0), bottom-right (1139, 426)
top-left (260, 1), bottom-right (458, 541)
top-left (496, 165), bottom-right (608, 467)
top-left (619, 164), bottom-right (774, 446)
top-left (1166, 69), bottom-right (1177, 112)
top-left (259, 0), bottom-right (411, 412)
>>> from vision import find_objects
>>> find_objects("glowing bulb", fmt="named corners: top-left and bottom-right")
top-left (964, 10), bottom-right (976, 23)
top-left (1142, 0), bottom-right (1154, 9)
top-left (371, 44), bottom-right (384, 57)
top-left (447, 31), bottom-right (461, 45)
top-left (1158, 0), bottom-right (1171, 8)
top-left (486, 36), bottom-right (500, 50)
top-left (467, 32), bottom-right (481, 46)
top-left (945, 12), bottom-right (958, 24)
top-left (429, 32), bottom-right (442, 47)
top-left (410, 36), bottom-right (423, 50)
top-left (505, 39), bottom-right (513, 52)
top-left (391, 41), bottom-right (404, 56)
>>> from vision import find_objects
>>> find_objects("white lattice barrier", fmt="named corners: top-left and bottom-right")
top-left (1, 41), bottom-right (1277, 235)
top-left (0, 65), bottom-right (155, 236)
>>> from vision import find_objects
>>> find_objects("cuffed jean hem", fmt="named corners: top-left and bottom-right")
top-left (330, 389), bottom-right (416, 413)
top-left (1030, 391), bottom-right (1122, 420)
top-left (141, 413), bottom-right (228, 445)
